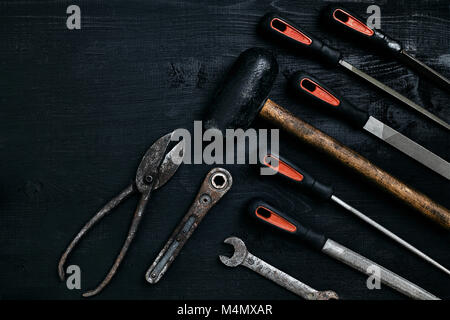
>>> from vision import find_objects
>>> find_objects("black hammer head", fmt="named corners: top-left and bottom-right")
top-left (204, 48), bottom-right (279, 132)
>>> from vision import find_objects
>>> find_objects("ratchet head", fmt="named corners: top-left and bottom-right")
top-left (219, 237), bottom-right (248, 267)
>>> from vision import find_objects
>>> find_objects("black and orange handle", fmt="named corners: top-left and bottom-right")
top-left (321, 5), bottom-right (402, 57)
top-left (289, 71), bottom-right (370, 128)
top-left (248, 199), bottom-right (327, 250)
top-left (259, 12), bottom-right (342, 67)
top-left (262, 153), bottom-right (333, 200)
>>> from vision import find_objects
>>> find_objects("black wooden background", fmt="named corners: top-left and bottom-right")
top-left (1, 0), bottom-right (449, 300)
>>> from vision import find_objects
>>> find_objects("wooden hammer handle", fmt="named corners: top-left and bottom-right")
top-left (261, 99), bottom-right (450, 229)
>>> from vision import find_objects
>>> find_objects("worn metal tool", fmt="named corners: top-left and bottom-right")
top-left (262, 153), bottom-right (450, 276)
top-left (58, 132), bottom-right (184, 297)
top-left (289, 71), bottom-right (450, 179)
top-left (322, 5), bottom-right (450, 94)
top-left (258, 12), bottom-right (449, 130)
top-left (146, 168), bottom-right (232, 284)
top-left (249, 199), bottom-right (440, 300)
top-left (220, 236), bottom-right (339, 300)
top-left (204, 47), bottom-right (450, 228)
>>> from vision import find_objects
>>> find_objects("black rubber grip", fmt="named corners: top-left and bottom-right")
top-left (321, 5), bottom-right (402, 57)
top-left (248, 199), bottom-right (327, 250)
top-left (289, 71), bottom-right (370, 128)
top-left (262, 153), bottom-right (333, 200)
top-left (259, 12), bottom-right (342, 67)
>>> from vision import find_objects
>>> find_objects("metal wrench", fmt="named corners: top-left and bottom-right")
top-left (219, 236), bottom-right (339, 300)
top-left (146, 168), bottom-right (232, 284)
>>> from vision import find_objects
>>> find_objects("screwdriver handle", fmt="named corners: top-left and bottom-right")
top-left (248, 199), bottom-right (327, 250)
top-left (289, 71), bottom-right (370, 128)
top-left (259, 12), bottom-right (342, 67)
top-left (321, 5), bottom-right (402, 57)
top-left (262, 153), bottom-right (333, 200)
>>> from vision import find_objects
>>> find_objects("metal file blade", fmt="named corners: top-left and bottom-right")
top-left (330, 195), bottom-right (450, 276)
top-left (399, 50), bottom-right (450, 93)
top-left (363, 116), bottom-right (450, 179)
top-left (321, 239), bottom-right (440, 300)
top-left (339, 60), bottom-right (450, 130)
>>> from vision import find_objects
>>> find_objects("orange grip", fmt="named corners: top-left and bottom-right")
top-left (263, 155), bottom-right (304, 181)
top-left (332, 9), bottom-right (374, 36)
top-left (255, 206), bottom-right (297, 233)
top-left (270, 18), bottom-right (312, 45)
top-left (300, 78), bottom-right (340, 106)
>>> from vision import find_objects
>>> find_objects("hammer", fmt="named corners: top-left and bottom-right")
top-left (204, 48), bottom-right (450, 229)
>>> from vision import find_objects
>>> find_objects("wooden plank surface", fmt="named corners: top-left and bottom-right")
top-left (0, 0), bottom-right (449, 299)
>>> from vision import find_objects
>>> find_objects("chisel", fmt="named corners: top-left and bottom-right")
top-left (248, 199), bottom-right (440, 300)
top-left (289, 71), bottom-right (450, 180)
top-left (261, 153), bottom-right (450, 276)
top-left (321, 5), bottom-right (450, 94)
top-left (259, 12), bottom-right (450, 130)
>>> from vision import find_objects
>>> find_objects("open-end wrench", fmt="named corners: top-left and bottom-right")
top-left (219, 236), bottom-right (339, 300)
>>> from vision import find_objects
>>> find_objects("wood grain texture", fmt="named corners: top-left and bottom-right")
top-left (0, 0), bottom-right (449, 300)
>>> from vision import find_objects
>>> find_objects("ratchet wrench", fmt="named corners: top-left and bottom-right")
top-left (146, 168), bottom-right (232, 284)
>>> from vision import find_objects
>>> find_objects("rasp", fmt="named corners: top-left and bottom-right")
top-left (249, 200), bottom-right (440, 300)
top-left (290, 72), bottom-right (450, 180)
top-left (321, 5), bottom-right (450, 94)
top-left (259, 12), bottom-right (450, 130)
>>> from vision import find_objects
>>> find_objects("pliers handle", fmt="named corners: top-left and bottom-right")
top-left (58, 183), bottom-right (152, 297)
top-left (57, 132), bottom-right (184, 297)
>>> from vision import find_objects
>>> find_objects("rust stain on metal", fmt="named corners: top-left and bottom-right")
top-left (57, 132), bottom-right (184, 297)
top-left (145, 167), bottom-right (232, 284)
top-left (220, 236), bottom-right (339, 300)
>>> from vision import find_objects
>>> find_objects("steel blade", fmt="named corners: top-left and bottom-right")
top-left (154, 137), bottom-right (185, 189)
top-left (339, 59), bottom-right (450, 130)
top-left (399, 50), bottom-right (450, 93)
top-left (321, 239), bottom-right (440, 300)
top-left (330, 195), bottom-right (450, 276)
top-left (135, 132), bottom-right (184, 192)
top-left (363, 116), bottom-right (450, 179)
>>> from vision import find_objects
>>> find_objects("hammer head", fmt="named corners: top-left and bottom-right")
top-left (204, 48), bottom-right (279, 132)
top-left (219, 236), bottom-right (248, 267)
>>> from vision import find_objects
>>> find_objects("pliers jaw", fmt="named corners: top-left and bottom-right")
top-left (136, 132), bottom-right (185, 194)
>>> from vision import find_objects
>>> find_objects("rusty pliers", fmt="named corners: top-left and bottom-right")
top-left (58, 132), bottom-right (184, 297)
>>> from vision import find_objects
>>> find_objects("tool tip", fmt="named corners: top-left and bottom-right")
top-left (57, 262), bottom-right (65, 281)
top-left (145, 271), bottom-right (160, 284)
top-left (314, 290), bottom-right (339, 300)
top-left (82, 290), bottom-right (97, 298)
